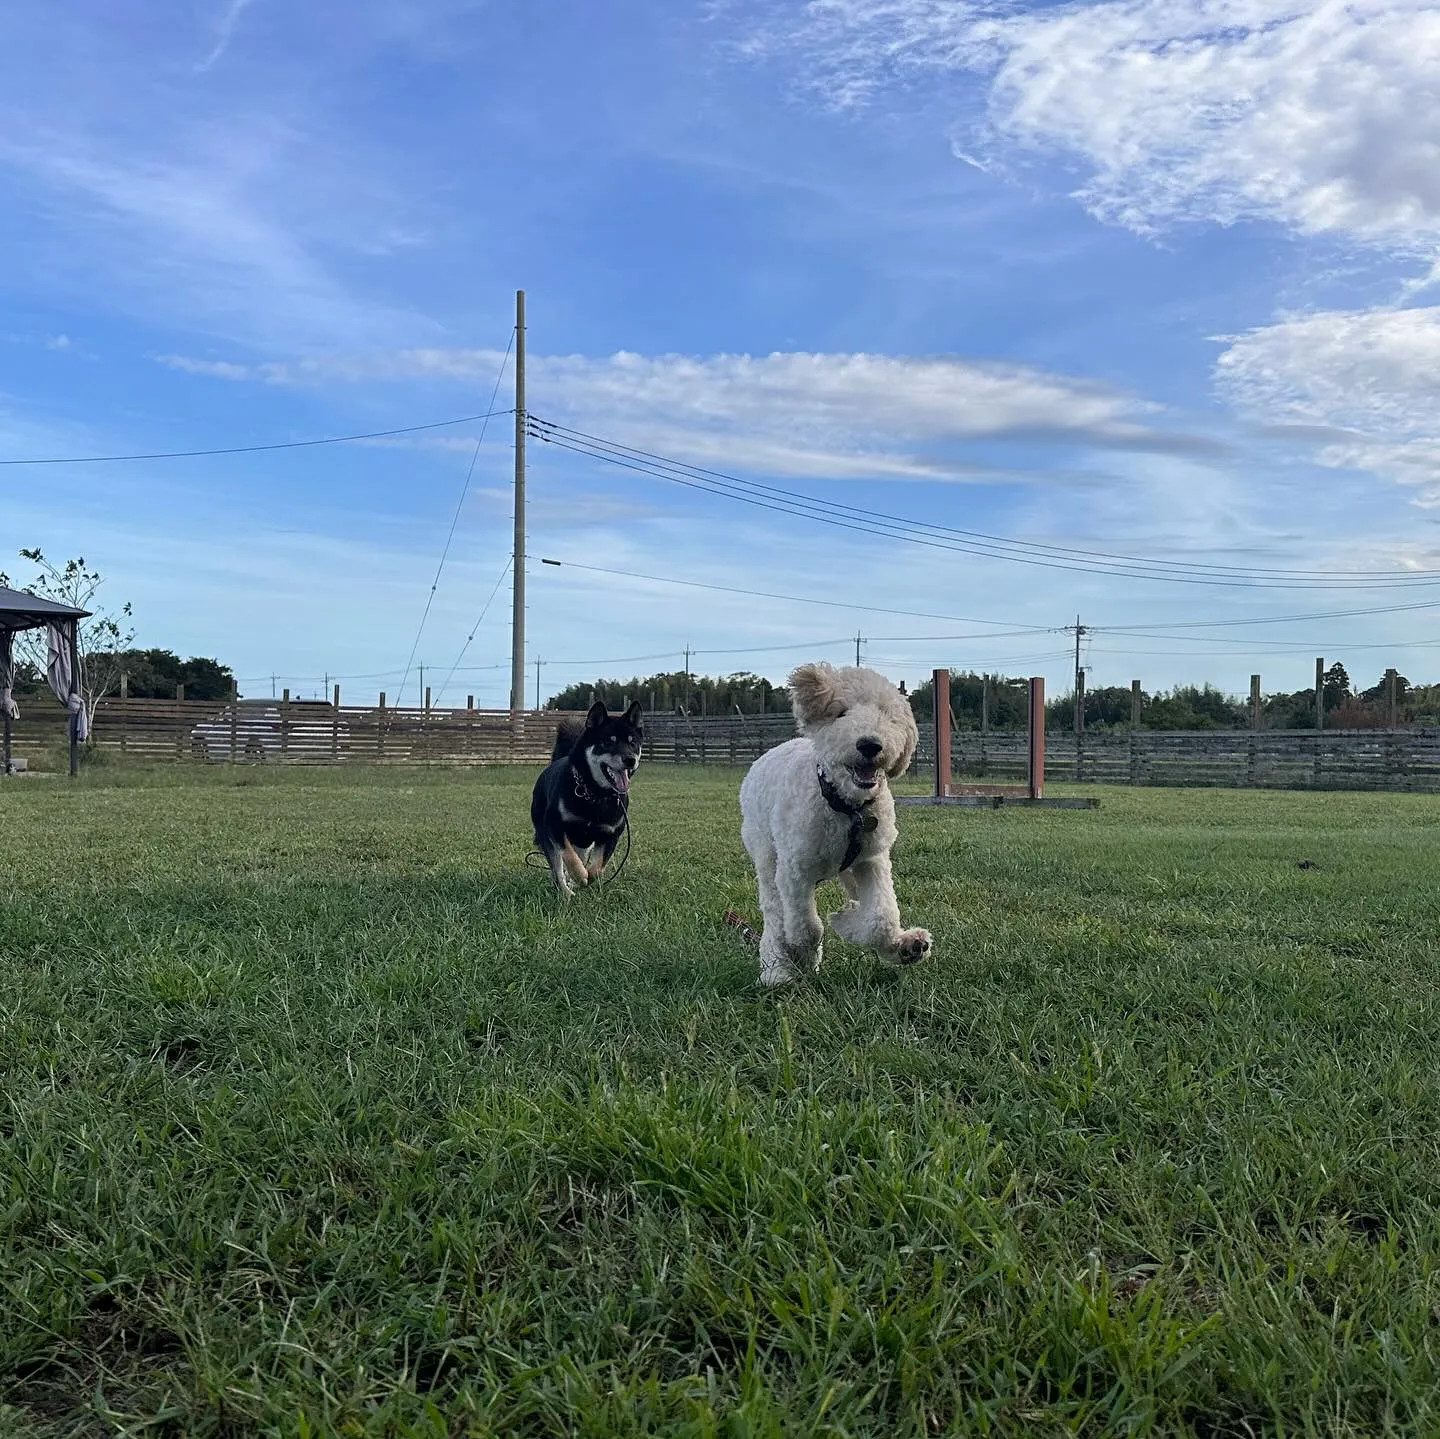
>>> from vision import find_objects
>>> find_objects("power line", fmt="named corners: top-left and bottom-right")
top-left (536, 557), bottom-right (1057, 631)
top-left (0, 409), bottom-right (515, 466)
top-left (529, 417), bottom-right (1440, 589)
top-left (1104, 596), bottom-right (1440, 631)
top-left (532, 418), bottom-right (1435, 584)
top-left (434, 557), bottom-right (513, 706)
top-left (398, 333), bottom-right (516, 707)
top-left (538, 553), bottom-right (1440, 643)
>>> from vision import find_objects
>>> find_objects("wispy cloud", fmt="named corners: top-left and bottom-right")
top-left (155, 344), bottom-right (1220, 477)
top-left (1217, 304), bottom-right (1440, 501)
top-left (196, 0), bottom-right (257, 73)
top-left (758, 0), bottom-right (1440, 257)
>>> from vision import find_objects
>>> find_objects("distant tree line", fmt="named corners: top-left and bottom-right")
top-left (9, 648), bottom-right (234, 703)
top-left (546, 663), bottom-right (1440, 729)
top-left (1048, 663), bottom-right (1440, 730)
top-left (546, 670), bottom-right (789, 715)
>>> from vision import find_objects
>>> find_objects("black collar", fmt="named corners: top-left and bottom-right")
top-left (816, 764), bottom-right (878, 871)
top-left (573, 767), bottom-right (618, 805)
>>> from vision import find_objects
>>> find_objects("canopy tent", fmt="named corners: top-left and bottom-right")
top-left (0, 585), bottom-right (91, 778)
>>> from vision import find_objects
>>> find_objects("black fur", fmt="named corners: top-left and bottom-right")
top-left (530, 700), bottom-right (644, 890)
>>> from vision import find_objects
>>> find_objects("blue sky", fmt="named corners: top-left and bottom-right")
top-left (4, 0), bottom-right (1440, 706)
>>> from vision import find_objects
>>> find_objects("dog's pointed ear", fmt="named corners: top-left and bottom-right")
top-left (624, 701), bottom-right (643, 725)
top-left (788, 661), bottom-right (839, 730)
top-left (585, 701), bottom-right (608, 730)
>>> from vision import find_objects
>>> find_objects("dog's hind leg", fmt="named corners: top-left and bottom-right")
top-left (829, 868), bottom-right (862, 937)
top-left (829, 854), bottom-right (932, 967)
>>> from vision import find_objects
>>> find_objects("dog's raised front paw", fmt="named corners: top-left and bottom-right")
top-left (884, 927), bottom-right (932, 967)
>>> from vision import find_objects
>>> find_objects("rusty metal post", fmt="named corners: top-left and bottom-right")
top-left (933, 668), bottom-right (951, 798)
top-left (1028, 676), bottom-right (1045, 800)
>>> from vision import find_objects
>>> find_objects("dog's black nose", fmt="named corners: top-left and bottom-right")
top-left (856, 737), bottom-right (882, 760)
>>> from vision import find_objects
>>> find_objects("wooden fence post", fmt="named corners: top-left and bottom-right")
top-left (229, 681), bottom-right (239, 763)
top-left (282, 688), bottom-right (290, 760)
top-left (1315, 657), bottom-right (1325, 731)
top-left (1386, 668), bottom-right (1398, 728)
top-left (378, 691), bottom-right (386, 763)
top-left (1075, 669), bottom-right (1085, 781)
top-left (119, 672), bottom-right (129, 759)
top-left (1250, 674), bottom-right (1261, 729)
top-left (332, 683), bottom-right (341, 763)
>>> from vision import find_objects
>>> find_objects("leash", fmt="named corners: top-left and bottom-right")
top-left (722, 907), bottom-right (761, 949)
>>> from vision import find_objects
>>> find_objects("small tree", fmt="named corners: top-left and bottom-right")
top-left (1323, 662), bottom-right (1352, 709)
top-left (0, 550), bottom-right (135, 729)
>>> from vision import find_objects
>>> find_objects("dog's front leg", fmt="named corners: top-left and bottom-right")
top-left (775, 861), bottom-right (825, 980)
top-left (829, 853), bottom-right (931, 967)
top-left (586, 834), bottom-right (616, 883)
top-left (544, 841), bottom-right (577, 898)
top-left (562, 839), bottom-right (591, 889)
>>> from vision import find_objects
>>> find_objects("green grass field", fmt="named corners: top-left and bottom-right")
top-left (3, 766), bottom-right (1440, 1437)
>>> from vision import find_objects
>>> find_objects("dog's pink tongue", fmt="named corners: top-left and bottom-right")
top-left (614, 766), bottom-right (631, 794)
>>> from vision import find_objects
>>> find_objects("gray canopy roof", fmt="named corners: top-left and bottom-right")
top-left (0, 584), bottom-right (89, 632)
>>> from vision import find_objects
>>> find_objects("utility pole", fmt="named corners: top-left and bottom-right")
top-left (509, 289), bottom-right (527, 715)
top-left (854, 631), bottom-right (863, 667)
top-left (1071, 616), bottom-right (1087, 736)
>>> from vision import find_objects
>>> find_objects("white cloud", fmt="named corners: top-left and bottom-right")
top-left (1217, 303), bottom-right (1440, 498)
top-left (196, 0), bottom-right (256, 73)
top-left (769, 0), bottom-right (1440, 253)
top-left (155, 344), bottom-right (1213, 478)
top-left (158, 354), bottom-right (268, 382)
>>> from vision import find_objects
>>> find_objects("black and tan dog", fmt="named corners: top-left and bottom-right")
top-left (530, 701), bottom-right (643, 896)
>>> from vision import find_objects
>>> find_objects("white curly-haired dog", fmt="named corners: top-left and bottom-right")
top-left (739, 661), bottom-right (933, 986)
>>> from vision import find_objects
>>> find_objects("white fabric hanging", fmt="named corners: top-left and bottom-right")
top-left (46, 621), bottom-right (89, 741)
top-left (0, 629), bottom-right (17, 720)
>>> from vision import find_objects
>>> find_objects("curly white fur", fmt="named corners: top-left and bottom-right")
top-left (739, 662), bottom-right (933, 986)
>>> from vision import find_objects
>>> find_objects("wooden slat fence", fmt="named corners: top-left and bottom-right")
top-left (942, 728), bottom-right (1440, 793)
top-left (6, 697), bottom-right (1440, 793)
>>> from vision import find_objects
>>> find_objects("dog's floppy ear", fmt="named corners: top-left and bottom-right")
top-left (788, 661), bottom-right (840, 730)
top-left (888, 703), bottom-right (918, 777)
top-left (585, 701), bottom-right (609, 730)
top-left (624, 701), bottom-right (643, 726)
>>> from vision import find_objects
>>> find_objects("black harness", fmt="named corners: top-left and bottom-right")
top-left (816, 764), bottom-right (878, 871)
